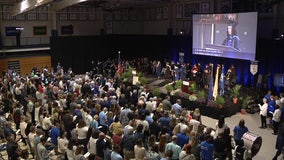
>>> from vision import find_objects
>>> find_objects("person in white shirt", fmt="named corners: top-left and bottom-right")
top-left (272, 105), bottom-right (281, 135)
top-left (66, 140), bottom-right (76, 160)
top-left (259, 98), bottom-right (268, 128)
top-left (20, 115), bottom-right (28, 145)
top-left (88, 130), bottom-right (100, 155)
top-left (28, 126), bottom-right (37, 158)
top-left (134, 139), bottom-right (147, 160)
top-left (215, 115), bottom-right (228, 136)
top-left (189, 116), bottom-right (200, 134)
top-left (75, 120), bottom-right (89, 152)
top-left (34, 100), bottom-right (41, 126)
top-left (42, 113), bottom-right (53, 136)
top-left (84, 108), bottom-right (93, 127)
top-left (57, 131), bottom-right (68, 158)
top-left (27, 98), bottom-right (34, 119)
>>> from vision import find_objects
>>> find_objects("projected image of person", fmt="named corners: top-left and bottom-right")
top-left (222, 24), bottom-right (240, 51)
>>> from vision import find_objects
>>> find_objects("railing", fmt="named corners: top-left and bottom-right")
top-left (3, 36), bottom-right (50, 47)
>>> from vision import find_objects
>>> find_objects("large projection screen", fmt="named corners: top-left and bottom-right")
top-left (192, 12), bottom-right (258, 61)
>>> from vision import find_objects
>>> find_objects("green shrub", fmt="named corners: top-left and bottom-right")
top-left (175, 80), bottom-right (183, 90)
top-left (165, 84), bottom-right (174, 92)
top-left (139, 76), bottom-right (147, 85)
top-left (242, 96), bottom-right (252, 109)
top-left (152, 87), bottom-right (161, 97)
top-left (215, 96), bottom-right (225, 106)
top-left (188, 83), bottom-right (197, 94)
top-left (230, 84), bottom-right (242, 98)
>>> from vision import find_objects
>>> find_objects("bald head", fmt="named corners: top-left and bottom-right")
top-left (172, 135), bottom-right (177, 142)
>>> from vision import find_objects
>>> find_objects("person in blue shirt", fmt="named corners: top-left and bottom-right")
top-left (50, 122), bottom-right (60, 153)
top-left (264, 90), bottom-right (272, 103)
top-left (172, 99), bottom-right (183, 116)
top-left (111, 144), bottom-right (123, 160)
top-left (200, 134), bottom-right (215, 160)
top-left (268, 95), bottom-right (276, 117)
top-left (158, 112), bottom-right (171, 129)
top-left (233, 119), bottom-right (249, 145)
top-left (99, 107), bottom-right (108, 134)
top-left (176, 128), bottom-right (190, 148)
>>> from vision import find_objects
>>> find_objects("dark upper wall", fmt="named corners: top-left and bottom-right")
top-left (50, 35), bottom-right (179, 73)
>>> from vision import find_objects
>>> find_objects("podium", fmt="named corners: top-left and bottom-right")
top-left (182, 81), bottom-right (195, 94)
top-left (182, 81), bottom-right (190, 93)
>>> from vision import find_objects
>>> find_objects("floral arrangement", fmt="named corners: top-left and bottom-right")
top-left (189, 94), bottom-right (198, 101)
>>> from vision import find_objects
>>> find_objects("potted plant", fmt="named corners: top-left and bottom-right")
top-left (121, 71), bottom-right (132, 82)
top-left (230, 84), bottom-right (242, 104)
top-left (152, 87), bottom-right (161, 97)
top-left (241, 96), bottom-right (251, 114)
top-left (188, 82), bottom-right (197, 94)
top-left (139, 76), bottom-right (147, 85)
top-left (165, 84), bottom-right (174, 95)
top-left (189, 94), bottom-right (198, 101)
top-left (175, 80), bottom-right (183, 90)
top-left (196, 89), bottom-right (206, 104)
top-left (215, 95), bottom-right (225, 108)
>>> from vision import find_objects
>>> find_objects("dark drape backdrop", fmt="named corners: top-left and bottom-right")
top-left (50, 35), bottom-right (284, 92)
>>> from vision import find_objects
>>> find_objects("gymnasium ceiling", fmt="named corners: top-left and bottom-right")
top-left (1, 0), bottom-right (283, 16)
top-left (0, 0), bottom-right (171, 16)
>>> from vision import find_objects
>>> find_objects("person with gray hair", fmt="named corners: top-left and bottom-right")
top-left (176, 126), bottom-right (190, 148)
top-left (165, 135), bottom-right (182, 160)
top-left (172, 99), bottom-right (182, 116)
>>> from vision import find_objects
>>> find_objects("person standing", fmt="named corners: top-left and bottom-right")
top-left (36, 136), bottom-right (49, 160)
top-left (99, 107), bottom-right (108, 134)
top-left (172, 99), bottom-right (183, 116)
top-left (272, 123), bottom-right (284, 160)
top-left (50, 122), bottom-right (60, 153)
top-left (272, 105), bottom-right (282, 135)
top-left (215, 115), bottom-right (228, 136)
top-left (6, 133), bottom-right (21, 160)
top-left (111, 144), bottom-right (123, 160)
top-left (156, 60), bottom-right (162, 79)
top-left (233, 119), bottom-right (249, 145)
top-left (200, 135), bottom-right (215, 160)
top-left (259, 98), bottom-right (268, 129)
top-left (120, 127), bottom-right (136, 160)
top-left (165, 135), bottom-right (182, 160)
top-left (96, 132), bottom-right (106, 160)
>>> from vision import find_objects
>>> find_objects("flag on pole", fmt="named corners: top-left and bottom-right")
top-left (219, 65), bottom-right (225, 96)
top-left (208, 64), bottom-right (214, 100)
top-left (213, 65), bottom-right (220, 100)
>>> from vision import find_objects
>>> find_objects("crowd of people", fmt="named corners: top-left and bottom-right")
top-left (0, 58), bottom-right (283, 160)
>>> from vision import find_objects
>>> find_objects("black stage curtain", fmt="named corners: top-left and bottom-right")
top-left (50, 35), bottom-right (284, 93)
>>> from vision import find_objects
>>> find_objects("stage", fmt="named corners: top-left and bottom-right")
top-left (162, 93), bottom-right (241, 119)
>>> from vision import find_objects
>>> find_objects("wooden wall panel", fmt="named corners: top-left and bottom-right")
top-left (0, 59), bottom-right (8, 74)
top-left (0, 55), bottom-right (51, 76)
top-left (19, 56), bottom-right (51, 76)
